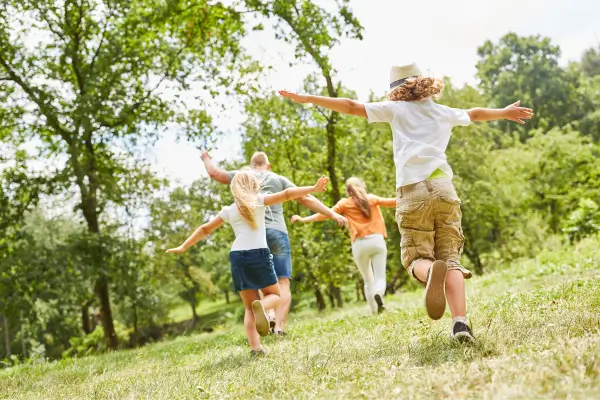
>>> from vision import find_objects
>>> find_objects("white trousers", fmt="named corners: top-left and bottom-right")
top-left (351, 234), bottom-right (387, 313)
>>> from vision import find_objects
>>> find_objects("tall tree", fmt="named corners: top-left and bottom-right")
top-left (476, 33), bottom-right (582, 137)
top-left (581, 45), bottom-right (600, 77)
top-left (244, 0), bottom-right (363, 203)
top-left (0, 0), bottom-right (249, 349)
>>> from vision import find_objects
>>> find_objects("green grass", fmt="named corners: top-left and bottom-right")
top-left (168, 298), bottom-right (241, 324)
top-left (2, 238), bottom-right (600, 399)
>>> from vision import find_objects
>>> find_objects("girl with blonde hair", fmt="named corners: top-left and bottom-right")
top-left (167, 171), bottom-right (330, 355)
top-left (291, 177), bottom-right (395, 314)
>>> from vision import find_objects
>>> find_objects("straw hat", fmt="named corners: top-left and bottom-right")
top-left (389, 63), bottom-right (422, 90)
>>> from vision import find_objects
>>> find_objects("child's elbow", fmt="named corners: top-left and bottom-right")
top-left (467, 108), bottom-right (481, 121)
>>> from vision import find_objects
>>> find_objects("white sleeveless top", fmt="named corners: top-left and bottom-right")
top-left (218, 194), bottom-right (268, 251)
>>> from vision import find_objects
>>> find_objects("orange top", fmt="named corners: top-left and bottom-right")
top-left (332, 194), bottom-right (389, 242)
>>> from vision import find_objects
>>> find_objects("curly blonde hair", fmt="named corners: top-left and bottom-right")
top-left (387, 76), bottom-right (444, 102)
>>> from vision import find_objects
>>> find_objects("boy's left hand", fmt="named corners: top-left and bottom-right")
top-left (504, 100), bottom-right (534, 124)
top-left (279, 90), bottom-right (309, 104)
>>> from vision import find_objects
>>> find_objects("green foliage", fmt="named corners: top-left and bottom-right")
top-left (581, 45), bottom-right (600, 77)
top-left (62, 322), bottom-right (131, 359)
top-left (562, 199), bottom-right (600, 243)
top-left (476, 33), bottom-right (584, 137)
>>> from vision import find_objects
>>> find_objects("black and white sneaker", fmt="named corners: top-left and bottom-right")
top-left (452, 320), bottom-right (475, 343)
top-left (424, 260), bottom-right (447, 320)
top-left (374, 294), bottom-right (385, 314)
top-left (268, 313), bottom-right (276, 334)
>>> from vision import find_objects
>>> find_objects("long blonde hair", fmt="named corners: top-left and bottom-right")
top-left (387, 76), bottom-right (444, 102)
top-left (346, 177), bottom-right (371, 219)
top-left (231, 169), bottom-right (262, 229)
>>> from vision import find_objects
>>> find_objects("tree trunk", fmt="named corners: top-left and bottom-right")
top-left (325, 118), bottom-right (341, 204)
top-left (82, 194), bottom-right (118, 350)
top-left (355, 281), bottom-right (361, 302)
top-left (387, 272), bottom-right (400, 295)
top-left (95, 277), bottom-right (118, 350)
top-left (2, 314), bottom-right (10, 357)
top-left (314, 286), bottom-right (326, 311)
top-left (332, 284), bottom-right (343, 308)
top-left (224, 290), bottom-right (230, 304)
top-left (19, 318), bottom-right (26, 359)
top-left (464, 248), bottom-right (484, 275)
top-left (190, 298), bottom-right (198, 324)
top-left (326, 287), bottom-right (335, 309)
top-left (132, 302), bottom-right (138, 346)
top-left (81, 303), bottom-right (92, 334)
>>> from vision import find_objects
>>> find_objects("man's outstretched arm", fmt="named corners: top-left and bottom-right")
top-left (201, 151), bottom-right (231, 184)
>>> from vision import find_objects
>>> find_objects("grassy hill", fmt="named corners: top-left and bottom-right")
top-left (2, 237), bottom-right (600, 399)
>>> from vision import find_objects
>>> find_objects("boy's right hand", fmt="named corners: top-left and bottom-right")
top-left (290, 215), bottom-right (303, 224)
top-left (504, 100), bottom-right (534, 124)
top-left (313, 176), bottom-right (329, 192)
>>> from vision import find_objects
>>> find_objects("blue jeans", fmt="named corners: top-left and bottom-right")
top-left (266, 228), bottom-right (292, 279)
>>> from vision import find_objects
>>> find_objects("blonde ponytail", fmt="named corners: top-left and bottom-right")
top-left (231, 170), bottom-right (262, 229)
top-left (346, 177), bottom-right (372, 219)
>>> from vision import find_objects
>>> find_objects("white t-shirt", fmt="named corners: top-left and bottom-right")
top-left (364, 98), bottom-right (471, 188)
top-left (218, 194), bottom-right (268, 251)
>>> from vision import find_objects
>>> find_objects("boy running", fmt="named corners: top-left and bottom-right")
top-left (279, 63), bottom-right (533, 341)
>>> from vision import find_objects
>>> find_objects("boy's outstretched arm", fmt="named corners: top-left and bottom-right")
top-left (279, 90), bottom-right (367, 118)
top-left (467, 101), bottom-right (534, 124)
top-left (201, 151), bottom-right (231, 184)
top-left (166, 217), bottom-right (224, 253)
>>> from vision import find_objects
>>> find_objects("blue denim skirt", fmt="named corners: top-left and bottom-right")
top-left (230, 248), bottom-right (278, 292)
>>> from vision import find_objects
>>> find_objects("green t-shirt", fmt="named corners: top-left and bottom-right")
top-left (227, 170), bottom-right (295, 234)
top-left (428, 168), bottom-right (449, 180)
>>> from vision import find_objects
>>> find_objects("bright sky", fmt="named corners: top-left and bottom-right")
top-left (153, 0), bottom-right (600, 186)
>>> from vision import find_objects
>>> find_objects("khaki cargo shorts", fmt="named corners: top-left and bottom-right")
top-left (395, 177), bottom-right (472, 282)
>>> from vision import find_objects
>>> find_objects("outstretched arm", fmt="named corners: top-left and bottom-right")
top-left (201, 151), bottom-right (231, 184)
top-left (291, 213), bottom-right (330, 224)
top-left (279, 90), bottom-right (367, 118)
top-left (378, 198), bottom-right (396, 208)
top-left (295, 195), bottom-right (347, 227)
top-left (467, 101), bottom-right (533, 124)
top-left (166, 217), bottom-right (224, 253)
top-left (263, 176), bottom-right (329, 206)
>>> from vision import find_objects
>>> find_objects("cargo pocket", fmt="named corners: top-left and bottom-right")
top-left (400, 235), bottom-right (418, 269)
top-left (396, 200), bottom-right (425, 230)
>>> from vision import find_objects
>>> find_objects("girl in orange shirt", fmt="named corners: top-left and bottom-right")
top-left (291, 177), bottom-right (395, 314)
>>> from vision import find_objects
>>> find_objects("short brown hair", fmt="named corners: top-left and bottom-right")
top-left (387, 76), bottom-right (444, 102)
top-left (250, 152), bottom-right (269, 168)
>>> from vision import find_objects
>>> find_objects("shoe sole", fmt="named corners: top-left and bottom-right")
top-left (425, 260), bottom-right (447, 320)
top-left (252, 300), bottom-right (270, 337)
top-left (374, 294), bottom-right (385, 314)
top-left (454, 331), bottom-right (475, 343)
